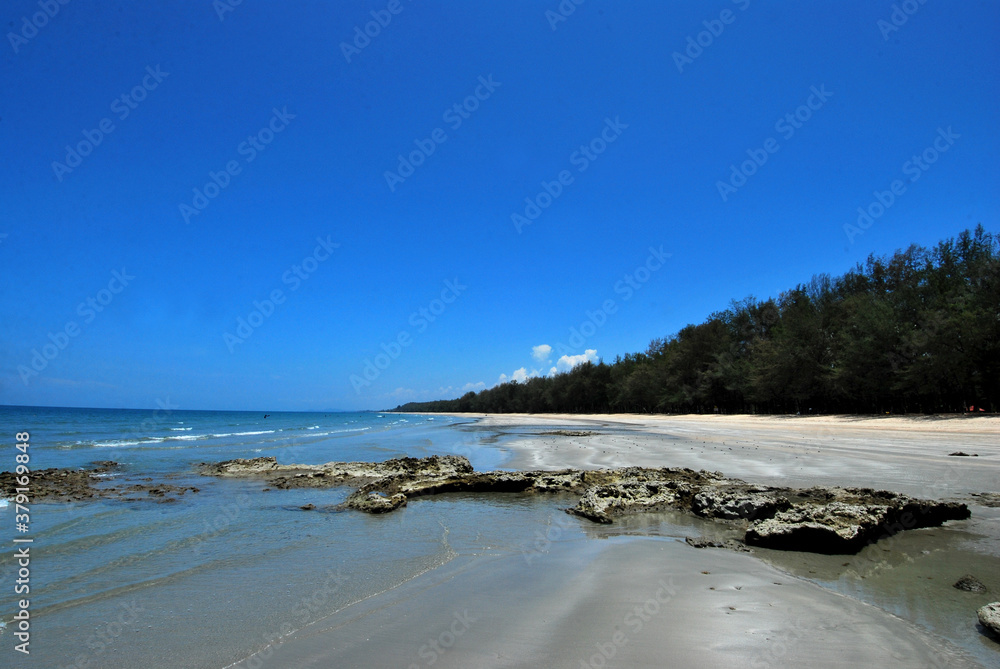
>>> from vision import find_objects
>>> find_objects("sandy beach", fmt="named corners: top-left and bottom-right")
top-left (265, 413), bottom-right (999, 668)
top-left (485, 413), bottom-right (1000, 499)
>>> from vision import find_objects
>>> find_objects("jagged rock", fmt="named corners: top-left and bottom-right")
top-left (345, 490), bottom-right (407, 513)
top-left (201, 456), bottom-right (280, 475)
top-left (571, 480), bottom-right (689, 523)
top-left (200, 454), bottom-right (474, 489)
top-left (969, 492), bottom-right (1000, 508)
top-left (978, 602), bottom-right (1000, 638)
top-left (745, 502), bottom-right (890, 554)
top-left (0, 466), bottom-right (200, 503)
top-left (691, 486), bottom-right (791, 520)
top-left (954, 575), bottom-right (987, 593)
top-left (745, 495), bottom-right (971, 555)
top-left (194, 455), bottom-right (970, 556)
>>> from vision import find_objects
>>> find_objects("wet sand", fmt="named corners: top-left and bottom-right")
top-left (264, 413), bottom-right (998, 667)
top-left (269, 536), bottom-right (981, 668)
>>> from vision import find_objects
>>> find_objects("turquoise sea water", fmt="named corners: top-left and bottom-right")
top-left (0, 406), bottom-right (526, 668)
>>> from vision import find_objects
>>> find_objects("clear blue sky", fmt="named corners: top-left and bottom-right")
top-left (2, 1), bottom-right (997, 411)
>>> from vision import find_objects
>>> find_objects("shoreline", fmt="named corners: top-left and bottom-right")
top-left (5, 411), bottom-right (996, 666)
top-left (257, 412), bottom-right (998, 666)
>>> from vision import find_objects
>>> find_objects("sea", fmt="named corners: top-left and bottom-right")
top-left (0, 405), bottom-right (548, 668)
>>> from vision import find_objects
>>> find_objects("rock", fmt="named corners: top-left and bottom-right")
top-left (684, 537), bottom-right (752, 552)
top-left (201, 454), bottom-right (474, 490)
top-left (978, 602), bottom-right (1000, 638)
top-left (745, 502), bottom-right (889, 554)
top-left (969, 492), bottom-right (1000, 508)
top-left (345, 490), bottom-right (407, 513)
top-left (189, 455), bottom-right (974, 556)
top-left (0, 465), bottom-right (201, 503)
top-left (745, 494), bottom-right (971, 554)
top-left (571, 480), bottom-right (688, 523)
top-left (949, 451), bottom-right (978, 457)
top-left (954, 575), bottom-right (987, 593)
top-left (691, 486), bottom-right (791, 521)
top-left (300, 504), bottom-right (315, 511)
top-left (199, 456), bottom-right (281, 476)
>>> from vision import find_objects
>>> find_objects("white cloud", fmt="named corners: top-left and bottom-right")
top-left (458, 381), bottom-right (486, 393)
top-left (496, 345), bottom-right (596, 386)
top-left (555, 349), bottom-right (598, 372)
top-left (531, 344), bottom-right (552, 362)
top-left (499, 367), bottom-right (542, 384)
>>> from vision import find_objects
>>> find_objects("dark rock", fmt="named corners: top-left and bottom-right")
top-left (954, 575), bottom-right (987, 593)
top-left (0, 465), bottom-right (202, 504)
top-left (969, 492), bottom-right (1000, 508)
top-left (744, 494), bottom-right (970, 555)
top-left (300, 504), bottom-right (315, 511)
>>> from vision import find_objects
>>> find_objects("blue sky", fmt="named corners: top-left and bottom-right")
top-left (1, 1), bottom-right (997, 411)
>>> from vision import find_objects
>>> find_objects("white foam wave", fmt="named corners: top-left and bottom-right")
top-left (93, 437), bottom-right (166, 448)
top-left (211, 430), bottom-right (276, 438)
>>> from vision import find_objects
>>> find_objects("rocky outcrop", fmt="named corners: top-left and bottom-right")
top-left (979, 602), bottom-right (1000, 638)
top-left (743, 489), bottom-right (970, 554)
top-left (345, 490), bottom-right (408, 513)
top-left (954, 575), bottom-right (987, 593)
top-left (572, 480), bottom-right (689, 523)
top-left (199, 455), bottom-right (971, 555)
top-left (200, 454), bottom-right (473, 490)
top-left (691, 485), bottom-right (791, 520)
top-left (0, 462), bottom-right (199, 503)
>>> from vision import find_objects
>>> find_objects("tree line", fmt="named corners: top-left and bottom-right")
top-left (392, 226), bottom-right (999, 415)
